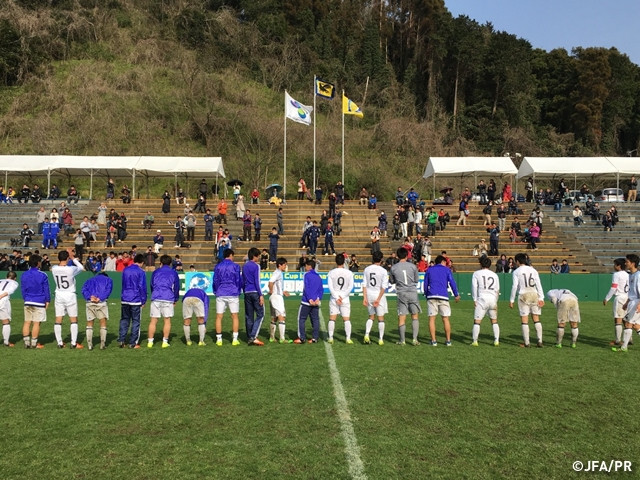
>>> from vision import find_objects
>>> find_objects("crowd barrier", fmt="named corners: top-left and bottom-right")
top-left (7, 271), bottom-right (613, 301)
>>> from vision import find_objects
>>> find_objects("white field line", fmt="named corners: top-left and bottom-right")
top-left (319, 311), bottom-right (367, 480)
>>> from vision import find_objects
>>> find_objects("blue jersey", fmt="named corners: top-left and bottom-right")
top-left (21, 267), bottom-right (51, 307)
top-left (423, 264), bottom-right (458, 300)
top-left (301, 269), bottom-right (324, 305)
top-left (81, 273), bottom-right (113, 302)
top-left (213, 259), bottom-right (242, 297)
top-left (183, 288), bottom-right (210, 320)
top-left (242, 261), bottom-right (262, 294)
top-left (121, 264), bottom-right (148, 305)
top-left (150, 266), bottom-right (180, 302)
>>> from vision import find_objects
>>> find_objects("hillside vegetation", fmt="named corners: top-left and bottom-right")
top-left (0, 0), bottom-right (639, 199)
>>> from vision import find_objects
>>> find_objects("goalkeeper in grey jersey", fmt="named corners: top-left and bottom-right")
top-left (389, 247), bottom-right (421, 345)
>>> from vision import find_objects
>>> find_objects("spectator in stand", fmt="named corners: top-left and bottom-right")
top-left (359, 187), bottom-right (368, 206)
top-left (161, 190), bottom-right (171, 214)
top-left (199, 179), bottom-right (208, 200)
top-left (550, 259), bottom-right (560, 274)
top-left (144, 246), bottom-right (158, 272)
top-left (525, 178), bottom-right (533, 203)
top-left (185, 211), bottom-right (196, 242)
top-left (268, 228), bottom-right (279, 262)
top-left (0, 187), bottom-right (6, 203)
top-left (30, 184), bottom-right (42, 203)
top-left (104, 252), bottom-right (116, 271)
top-left (407, 206), bottom-right (416, 237)
top-left (121, 185), bottom-right (131, 204)
top-left (348, 254), bottom-right (360, 272)
top-left (529, 223), bottom-right (540, 250)
top-left (203, 209), bottom-right (214, 241)
top-left (506, 257), bottom-right (515, 273)
top-left (496, 203), bottom-right (506, 232)
top-left (276, 207), bottom-right (284, 235)
top-left (368, 194), bottom-right (377, 210)
top-left (62, 208), bottom-right (74, 235)
top-left (323, 221), bottom-right (335, 255)
top-left (535, 188), bottom-right (545, 205)
top-left (406, 188), bottom-right (419, 209)
top-left (20, 224), bottom-right (34, 247)
top-left (235, 194), bottom-right (245, 221)
top-left (496, 254), bottom-right (508, 273)
top-left (560, 259), bottom-right (570, 274)
top-left (172, 254), bottom-right (183, 271)
top-left (89, 219), bottom-right (99, 243)
top-left (502, 182), bottom-right (512, 203)
top-left (314, 185), bottom-right (323, 205)
top-left (579, 184), bottom-right (593, 201)
top-left (194, 194), bottom-right (206, 213)
top-left (510, 217), bottom-right (522, 242)
top-left (508, 196), bottom-right (519, 215)
top-left (67, 185), bottom-right (79, 204)
top-left (297, 178), bottom-right (307, 201)
top-left (370, 226), bottom-right (381, 255)
top-left (335, 181), bottom-right (345, 204)
top-left (559, 178), bottom-right (568, 194)
top-left (487, 222), bottom-right (500, 256)
top-left (217, 198), bottom-right (228, 225)
top-left (378, 210), bottom-right (387, 237)
top-left (18, 184), bottom-right (30, 204)
top-left (153, 230), bottom-right (164, 254)
top-left (250, 188), bottom-right (260, 205)
top-left (628, 176), bottom-right (637, 202)
top-left (174, 216), bottom-right (185, 247)
top-left (438, 209), bottom-right (449, 232)
top-left (36, 207), bottom-right (46, 235)
top-left (395, 187), bottom-right (404, 206)
top-left (609, 206), bottom-right (619, 226)
top-left (477, 180), bottom-right (487, 204)
top-left (6, 187), bottom-right (15, 203)
top-left (573, 206), bottom-right (584, 226)
top-left (74, 229), bottom-right (85, 262)
top-left (487, 180), bottom-right (496, 203)
top-left (49, 184), bottom-right (61, 200)
top-left (176, 188), bottom-right (186, 205)
top-left (482, 201), bottom-right (493, 226)
top-left (426, 209), bottom-right (437, 237)
top-left (392, 213), bottom-right (401, 240)
top-left (106, 178), bottom-right (115, 200)
top-left (143, 211), bottom-right (155, 230)
top-left (242, 209), bottom-right (252, 241)
top-left (253, 213), bottom-right (262, 241)
top-left (456, 196), bottom-right (468, 226)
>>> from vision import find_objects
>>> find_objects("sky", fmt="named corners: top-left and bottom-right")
top-left (445, 0), bottom-right (640, 66)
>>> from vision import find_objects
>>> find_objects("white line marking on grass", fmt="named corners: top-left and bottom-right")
top-left (319, 311), bottom-right (367, 480)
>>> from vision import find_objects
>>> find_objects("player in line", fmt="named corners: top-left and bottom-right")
top-left (294, 259), bottom-right (323, 344)
top-left (52, 248), bottom-right (85, 348)
top-left (362, 251), bottom-right (388, 345)
top-left (327, 254), bottom-right (355, 344)
top-left (118, 254), bottom-right (147, 349)
top-left (213, 249), bottom-right (243, 346)
top-left (390, 247), bottom-right (422, 345)
top-left (424, 255), bottom-right (460, 347)
top-left (613, 254), bottom-right (640, 353)
top-left (268, 258), bottom-right (292, 343)
top-left (510, 253), bottom-right (545, 348)
top-left (148, 255), bottom-right (180, 348)
top-left (546, 289), bottom-right (580, 348)
top-left (602, 258), bottom-right (629, 346)
top-left (0, 272), bottom-right (19, 346)
top-left (81, 272), bottom-right (114, 350)
top-left (182, 286), bottom-right (209, 346)
top-left (21, 255), bottom-right (50, 349)
top-left (470, 256), bottom-right (500, 346)
top-left (243, 248), bottom-right (265, 346)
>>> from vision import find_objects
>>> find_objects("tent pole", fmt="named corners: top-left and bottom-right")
top-left (215, 173), bottom-right (218, 200)
top-left (174, 173), bottom-right (178, 199)
top-left (283, 90), bottom-right (287, 201)
top-left (132, 169), bottom-right (136, 201)
top-left (146, 173), bottom-right (150, 199)
top-left (313, 75), bottom-right (316, 192)
top-left (89, 169), bottom-right (93, 200)
top-left (46, 169), bottom-right (50, 199)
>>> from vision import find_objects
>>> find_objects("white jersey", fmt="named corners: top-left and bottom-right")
top-left (51, 259), bottom-right (85, 294)
top-left (327, 267), bottom-right (354, 301)
top-left (363, 264), bottom-right (389, 296)
top-left (510, 265), bottom-right (543, 303)
top-left (605, 270), bottom-right (629, 302)
top-left (269, 269), bottom-right (284, 297)
top-left (547, 289), bottom-right (578, 305)
top-left (471, 269), bottom-right (500, 302)
top-left (629, 271), bottom-right (640, 301)
top-left (0, 278), bottom-right (19, 309)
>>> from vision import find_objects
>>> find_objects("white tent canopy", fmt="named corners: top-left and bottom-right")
top-left (1, 155), bottom-right (225, 199)
top-left (605, 157), bottom-right (639, 175)
top-left (517, 157), bottom-right (618, 178)
top-left (423, 157), bottom-right (518, 178)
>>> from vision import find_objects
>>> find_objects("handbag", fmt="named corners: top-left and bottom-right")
top-left (464, 209), bottom-right (470, 216)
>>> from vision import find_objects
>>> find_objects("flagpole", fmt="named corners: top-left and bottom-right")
top-left (341, 90), bottom-right (345, 186)
top-left (284, 90), bottom-right (287, 201)
top-left (313, 75), bottom-right (317, 192)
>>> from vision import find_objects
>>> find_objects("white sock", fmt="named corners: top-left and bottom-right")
top-left (328, 320), bottom-right (335, 339)
top-left (100, 327), bottom-right (107, 343)
top-left (534, 322), bottom-right (543, 343)
top-left (378, 321), bottom-right (385, 340)
top-left (492, 323), bottom-right (500, 343)
top-left (622, 328), bottom-right (633, 348)
top-left (54, 323), bottom-right (63, 345)
top-left (571, 327), bottom-right (579, 343)
top-left (70, 323), bottom-right (78, 344)
top-left (163, 337), bottom-right (169, 343)
top-left (216, 333), bottom-right (222, 341)
top-left (2, 324), bottom-right (10, 344)
top-left (615, 323), bottom-right (622, 342)
top-left (270, 322), bottom-right (277, 338)
top-left (198, 324), bottom-right (206, 342)
top-left (232, 331), bottom-right (238, 340)
top-left (31, 337), bottom-right (37, 347)
top-left (521, 324), bottom-right (530, 345)
top-left (23, 335), bottom-right (30, 346)
top-left (365, 319), bottom-right (373, 336)
top-left (183, 324), bottom-right (191, 341)
top-left (148, 337), bottom-right (154, 344)
top-left (472, 324), bottom-right (480, 342)
top-left (344, 321), bottom-right (352, 341)
top-left (86, 327), bottom-right (93, 345)
top-left (556, 327), bottom-right (565, 344)
top-left (278, 321), bottom-right (286, 340)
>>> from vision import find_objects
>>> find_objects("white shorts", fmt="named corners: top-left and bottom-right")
top-left (55, 292), bottom-right (78, 317)
top-left (270, 294), bottom-right (286, 318)
top-left (216, 296), bottom-right (240, 314)
top-left (329, 298), bottom-right (351, 318)
top-left (625, 300), bottom-right (640, 325)
top-left (518, 292), bottom-right (541, 316)
top-left (151, 300), bottom-right (174, 319)
top-left (24, 306), bottom-right (46, 323)
top-left (427, 298), bottom-right (451, 317)
top-left (0, 304), bottom-right (11, 321)
top-left (86, 302), bottom-right (109, 321)
top-left (613, 296), bottom-right (628, 319)
top-left (474, 296), bottom-right (497, 321)
top-left (557, 298), bottom-right (580, 324)
top-left (366, 294), bottom-right (388, 317)
top-left (183, 297), bottom-right (205, 319)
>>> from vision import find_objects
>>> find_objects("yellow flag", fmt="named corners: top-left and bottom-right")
top-left (342, 94), bottom-right (363, 118)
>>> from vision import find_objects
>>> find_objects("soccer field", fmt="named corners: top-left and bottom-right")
top-left (1, 298), bottom-right (638, 479)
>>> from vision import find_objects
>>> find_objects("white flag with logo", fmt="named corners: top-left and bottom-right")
top-left (285, 91), bottom-right (313, 126)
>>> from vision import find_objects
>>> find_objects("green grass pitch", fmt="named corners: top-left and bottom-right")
top-left (0, 298), bottom-right (638, 479)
